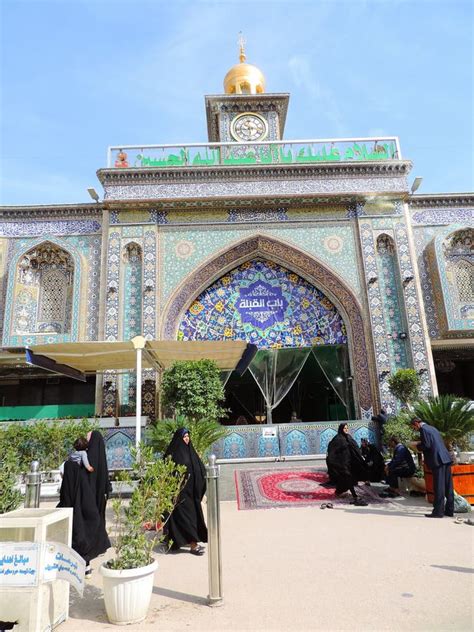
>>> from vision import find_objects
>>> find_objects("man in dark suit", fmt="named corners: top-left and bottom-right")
top-left (410, 416), bottom-right (454, 518)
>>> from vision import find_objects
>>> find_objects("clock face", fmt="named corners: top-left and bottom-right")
top-left (231, 113), bottom-right (268, 142)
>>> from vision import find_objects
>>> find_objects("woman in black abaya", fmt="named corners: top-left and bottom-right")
top-left (326, 423), bottom-right (368, 506)
top-left (87, 430), bottom-right (112, 524)
top-left (58, 430), bottom-right (110, 575)
top-left (164, 428), bottom-right (208, 555)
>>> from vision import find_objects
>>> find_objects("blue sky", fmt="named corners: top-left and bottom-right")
top-left (1, 0), bottom-right (472, 206)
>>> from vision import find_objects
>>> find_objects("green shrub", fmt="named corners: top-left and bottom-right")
top-left (147, 416), bottom-right (229, 460)
top-left (388, 369), bottom-right (421, 407)
top-left (161, 359), bottom-right (227, 423)
top-left (382, 410), bottom-right (417, 448)
top-left (0, 418), bottom-right (99, 472)
top-left (0, 445), bottom-right (22, 514)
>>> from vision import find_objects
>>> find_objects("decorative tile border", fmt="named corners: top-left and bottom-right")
top-left (394, 221), bottom-right (434, 397)
top-left (210, 421), bottom-right (377, 459)
top-left (103, 174), bottom-right (409, 202)
top-left (358, 222), bottom-right (396, 412)
top-left (411, 208), bottom-right (474, 226)
top-left (0, 219), bottom-right (101, 237)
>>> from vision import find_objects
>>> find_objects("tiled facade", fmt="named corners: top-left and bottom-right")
top-left (0, 80), bottom-right (473, 433)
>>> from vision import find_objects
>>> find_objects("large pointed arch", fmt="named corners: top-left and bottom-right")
top-left (161, 235), bottom-right (376, 411)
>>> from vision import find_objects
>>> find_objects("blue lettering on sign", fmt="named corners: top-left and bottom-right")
top-left (237, 281), bottom-right (288, 329)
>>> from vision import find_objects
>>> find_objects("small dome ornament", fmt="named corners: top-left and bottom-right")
top-left (223, 33), bottom-right (266, 95)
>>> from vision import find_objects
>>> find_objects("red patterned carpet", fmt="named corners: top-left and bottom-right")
top-left (235, 468), bottom-right (389, 510)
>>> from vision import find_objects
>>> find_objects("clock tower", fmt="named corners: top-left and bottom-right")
top-left (205, 38), bottom-right (289, 143)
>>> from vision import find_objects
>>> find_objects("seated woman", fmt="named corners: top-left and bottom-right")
top-left (326, 423), bottom-right (369, 506)
top-left (360, 437), bottom-right (385, 483)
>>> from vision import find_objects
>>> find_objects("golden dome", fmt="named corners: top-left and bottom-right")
top-left (223, 36), bottom-right (266, 95)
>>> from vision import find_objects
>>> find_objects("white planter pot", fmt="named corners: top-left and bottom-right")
top-left (100, 559), bottom-right (158, 625)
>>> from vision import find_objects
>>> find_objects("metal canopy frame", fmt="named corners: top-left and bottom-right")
top-left (1, 338), bottom-right (257, 447)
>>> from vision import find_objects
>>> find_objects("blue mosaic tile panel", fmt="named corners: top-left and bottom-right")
top-left (3, 236), bottom-right (91, 346)
top-left (413, 226), bottom-right (440, 338)
top-left (104, 428), bottom-right (135, 469)
top-left (210, 422), bottom-right (377, 459)
top-left (178, 259), bottom-right (347, 349)
top-left (430, 224), bottom-right (474, 332)
top-left (122, 248), bottom-right (143, 341)
top-left (376, 236), bottom-right (409, 370)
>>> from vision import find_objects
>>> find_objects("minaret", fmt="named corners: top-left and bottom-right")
top-left (205, 35), bottom-right (289, 143)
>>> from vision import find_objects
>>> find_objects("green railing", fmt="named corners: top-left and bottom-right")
top-left (108, 137), bottom-right (401, 169)
top-left (0, 403), bottom-right (95, 421)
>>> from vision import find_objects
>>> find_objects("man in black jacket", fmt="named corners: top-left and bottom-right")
top-left (380, 436), bottom-right (416, 498)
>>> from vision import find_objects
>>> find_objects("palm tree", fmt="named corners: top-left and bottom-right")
top-left (413, 395), bottom-right (474, 454)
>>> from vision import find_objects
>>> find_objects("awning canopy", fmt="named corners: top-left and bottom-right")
top-left (0, 338), bottom-right (257, 448)
top-left (0, 339), bottom-right (256, 376)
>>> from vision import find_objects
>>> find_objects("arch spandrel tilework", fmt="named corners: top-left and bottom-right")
top-left (161, 235), bottom-right (375, 411)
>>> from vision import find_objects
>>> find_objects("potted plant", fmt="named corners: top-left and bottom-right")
top-left (100, 445), bottom-right (186, 625)
top-left (412, 395), bottom-right (474, 504)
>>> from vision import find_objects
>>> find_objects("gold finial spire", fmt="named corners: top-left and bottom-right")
top-left (238, 32), bottom-right (246, 63)
top-left (223, 35), bottom-right (266, 94)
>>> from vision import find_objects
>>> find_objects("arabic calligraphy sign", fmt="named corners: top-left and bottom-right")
top-left (109, 138), bottom-right (400, 169)
top-left (237, 281), bottom-right (288, 329)
top-left (0, 542), bottom-right (39, 586)
top-left (0, 541), bottom-right (85, 595)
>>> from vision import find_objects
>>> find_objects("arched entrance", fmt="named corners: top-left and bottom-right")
top-left (178, 258), bottom-right (352, 422)
top-left (161, 235), bottom-right (376, 416)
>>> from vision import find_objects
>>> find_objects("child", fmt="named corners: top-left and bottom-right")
top-left (67, 436), bottom-right (94, 472)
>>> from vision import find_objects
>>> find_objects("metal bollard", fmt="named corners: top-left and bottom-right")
top-left (24, 460), bottom-right (41, 508)
top-left (206, 453), bottom-right (223, 606)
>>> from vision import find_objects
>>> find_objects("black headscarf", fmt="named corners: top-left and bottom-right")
top-left (163, 428), bottom-right (207, 549)
top-left (87, 430), bottom-right (112, 519)
top-left (57, 461), bottom-right (110, 563)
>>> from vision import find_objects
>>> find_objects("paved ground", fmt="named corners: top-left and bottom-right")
top-left (51, 461), bottom-right (473, 631)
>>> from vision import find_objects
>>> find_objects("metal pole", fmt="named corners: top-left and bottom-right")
top-left (131, 335), bottom-right (146, 450)
top-left (24, 460), bottom-right (41, 508)
top-left (206, 454), bottom-right (223, 606)
top-left (135, 346), bottom-right (142, 448)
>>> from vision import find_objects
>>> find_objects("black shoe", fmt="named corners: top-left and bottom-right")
top-left (425, 514), bottom-right (443, 518)
top-left (444, 513), bottom-right (454, 517)
top-left (190, 545), bottom-right (205, 556)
